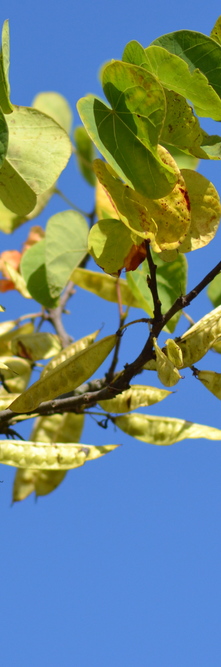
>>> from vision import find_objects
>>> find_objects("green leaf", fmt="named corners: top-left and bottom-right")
top-left (0, 20), bottom-right (13, 113)
top-left (74, 126), bottom-right (96, 186)
top-left (0, 107), bottom-right (8, 168)
top-left (207, 274), bottom-right (221, 308)
top-left (99, 384), bottom-right (171, 413)
top-left (0, 439), bottom-right (119, 469)
top-left (71, 267), bottom-right (140, 307)
top-left (11, 332), bottom-right (61, 361)
top-left (32, 92), bottom-right (73, 134)
top-left (123, 40), bottom-right (221, 120)
top-left (151, 30), bottom-right (221, 102)
top-left (0, 159), bottom-right (36, 216)
top-left (114, 413), bottom-right (221, 445)
top-left (10, 334), bottom-right (117, 412)
top-left (127, 252), bottom-right (187, 332)
top-left (78, 61), bottom-right (177, 199)
top-left (20, 239), bottom-right (58, 309)
top-left (210, 16), bottom-right (221, 45)
top-left (160, 89), bottom-right (204, 157)
top-left (88, 218), bottom-right (137, 275)
top-left (45, 210), bottom-right (89, 298)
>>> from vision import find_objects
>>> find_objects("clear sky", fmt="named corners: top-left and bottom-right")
top-left (1, 1), bottom-right (221, 666)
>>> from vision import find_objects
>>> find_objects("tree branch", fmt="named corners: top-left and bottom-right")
top-left (145, 241), bottom-right (162, 322)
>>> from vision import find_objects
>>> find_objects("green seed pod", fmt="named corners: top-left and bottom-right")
top-left (0, 440), bottom-right (119, 469)
top-left (114, 413), bottom-right (221, 445)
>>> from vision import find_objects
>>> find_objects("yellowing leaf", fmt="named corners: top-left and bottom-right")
top-left (10, 334), bottom-right (117, 413)
top-left (178, 170), bottom-right (221, 252)
top-left (0, 440), bottom-right (119, 469)
top-left (2, 262), bottom-right (31, 298)
top-left (71, 268), bottom-right (140, 307)
top-left (94, 151), bottom-right (190, 252)
top-left (88, 218), bottom-right (139, 275)
top-left (11, 332), bottom-right (61, 361)
top-left (114, 413), bottom-right (221, 445)
top-left (99, 384), bottom-right (171, 413)
top-left (96, 178), bottom-right (119, 220)
top-left (153, 337), bottom-right (181, 387)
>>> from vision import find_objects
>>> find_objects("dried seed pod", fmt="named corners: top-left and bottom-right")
top-left (194, 368), bottom-right (221, 400)
top-left (177, 306), bottom-right (221, 367)
top-left (153, 338), bottom-right (181, 387)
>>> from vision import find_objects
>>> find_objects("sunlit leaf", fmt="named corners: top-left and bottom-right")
top-left (88, 218), bottom-right (139, 275)
top-left (71, 268), bottom-right (140, 307)
top-left (178, 170), bottom-right (221, 252)
top-left (32, 92), bottom-right (73, 134)
top-left (99, 384), bottom-right (171, 413)
top-left (78, 61), bottom-right (177, 199)
top-left (45, 210), bottom-right (89, 298)
top-left (114, 413), bottom-right (221, 445)
top-left (160, 89), bottom-right (204, 157)
top-left (210, 16), bottom-right (221, 45)
top-left (74, 126), bottom-right (96, 186)
top-left (20, 239), bottom-right (58, 309)
top-left (0, 440), bottom-right (119, 469)
top-left (41, 330), bottom-right (99, 377)
top-left (94, 154), bottom-right (190, 252)
top-left (10, 334), bottom-right (117, 412)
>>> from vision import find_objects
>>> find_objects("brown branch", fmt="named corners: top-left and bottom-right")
top-left (145, 241), bottom-right (162, 323)
top-left (0, 258), bottom-right (221, 433)
top-left (47, 281), bottom-right (75, 348)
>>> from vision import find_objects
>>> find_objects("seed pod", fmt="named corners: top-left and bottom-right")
top-left (114, 413), bottom-right (221, 445)
top-left (153, 338), bottom-right (181, 387)
top-left (99, 384), bottom-right (171, 413)
top-left (0, 440), bottom-right (119, 469)
top-left (165, 338), bottom-right (183, 368)
top-left (194, 368), bottom-right (221, 400)
top-left (177, 305), bottom-right (221, 367)
top-left (41, 330), bottom-right (99, 377)
top-left (10, 334), bottom-right (117, 413)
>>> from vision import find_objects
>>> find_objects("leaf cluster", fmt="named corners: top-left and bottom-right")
top-left (0, 19), bottom-right (221, 502)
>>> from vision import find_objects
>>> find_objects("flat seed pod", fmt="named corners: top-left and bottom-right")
top-left (153, 338), bottom-right (181, 387)
top-left (165, 339), bottom-right (183, 368)
top-left (0, 355), bottom-right (31, 393)
top-left (11, 332), bottom-right (61, 361)
top-left (194, 369), bottom-right (221, 400)
top-left (13, 412), bottom-right (85, 501)
top-left (10, 334), bottom-right (117, 413)
top-left (0, 440), bottom-right (119, 469)
top-left (177, 305), bottom-right (221, 367)
top-left (99, 384), bottom-right (171, 413)
top-left (114, 413), bottom-right (221, 445)
top-left (41, 330), bottom-right (99, 377)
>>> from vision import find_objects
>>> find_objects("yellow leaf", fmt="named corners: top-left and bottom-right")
top-left (178, 170), bottom-right (221, 252)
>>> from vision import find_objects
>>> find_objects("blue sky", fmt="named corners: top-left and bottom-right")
top-left (1, 1), bottom-right (221, 665)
